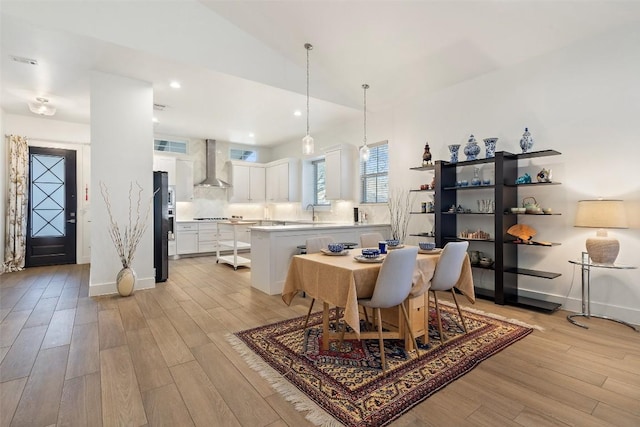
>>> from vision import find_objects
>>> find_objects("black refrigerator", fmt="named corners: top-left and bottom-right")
top-left (153, 171), bottom-right (169, 282)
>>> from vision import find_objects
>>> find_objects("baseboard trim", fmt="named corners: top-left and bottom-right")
top-left (88, 276), bottom-right (155, 296)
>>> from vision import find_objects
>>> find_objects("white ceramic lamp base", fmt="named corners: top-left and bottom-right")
top-left (585, 230), bottom-right (619, 265)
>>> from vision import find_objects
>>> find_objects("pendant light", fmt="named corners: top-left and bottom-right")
top-left (359, 84), bottom-right (370, 162)
top-left (302, 43), bottom-right (314, 155)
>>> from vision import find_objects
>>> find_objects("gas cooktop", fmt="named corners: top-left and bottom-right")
top-left (193, 217), bottom-right (229, 221)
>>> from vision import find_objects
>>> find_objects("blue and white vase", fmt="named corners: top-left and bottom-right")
top-left (448, 144), bottom-right (461, 164)
top-left (464, 134), bottom-right (480, 161)
top-left (519, 127), bottom-right (534, 153)
top-left (483, 137), bottom-right (498, 158)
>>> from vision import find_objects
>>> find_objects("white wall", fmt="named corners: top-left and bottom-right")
top-left (0, 108), bottom-right (6, 269)
top-left (89, 71), bottom-right (154, 296)
top-left (275, 24), bottom-right (640, 324)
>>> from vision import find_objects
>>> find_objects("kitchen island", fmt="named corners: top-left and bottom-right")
top-left (250, 223), bottom-right (390, 295)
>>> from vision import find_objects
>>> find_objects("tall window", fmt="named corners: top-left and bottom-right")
top-left (312, 159), bottom-right (329, 205)
top-left (360, 141), bottom-right (389, 203)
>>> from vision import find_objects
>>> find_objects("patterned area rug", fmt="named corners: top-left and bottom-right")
top-left (230, 303), bottom-right (533, 427)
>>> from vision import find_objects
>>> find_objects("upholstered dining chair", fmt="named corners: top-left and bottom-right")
top-left (357, 247), bottom-right (420, 371)
top-left (429, 241), bottom-right (470, 344)
top-left (302, 236), bottom-right (334, 331)
top-left (360, 232), bottom-right (384, 248)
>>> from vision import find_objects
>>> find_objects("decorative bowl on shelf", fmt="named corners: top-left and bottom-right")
top-left (386, 239), bottom-right (400, 247)
top-left (361, 248), bottom-right (381, 259)
top-left (328, 243), bottom-right (344, 253)
top-left (419, 242), bottom-right (436, 251)
top-left (479, 258), bottom-right (494, 268)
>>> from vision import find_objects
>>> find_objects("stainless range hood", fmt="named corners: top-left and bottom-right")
top-left (196, 139), bottom-right (231, 188)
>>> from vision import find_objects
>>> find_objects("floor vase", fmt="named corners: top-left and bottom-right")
top-left (116, 267), bottom-right (136, 297)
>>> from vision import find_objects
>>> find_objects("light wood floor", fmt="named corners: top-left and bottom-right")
top-left (1, 257), bottom-right (639, 427)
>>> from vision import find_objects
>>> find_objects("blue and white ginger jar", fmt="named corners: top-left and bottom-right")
top-left (464, 134), bottom-right (480, 161)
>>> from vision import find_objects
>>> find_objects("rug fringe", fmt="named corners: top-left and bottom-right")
top-left (442, 301), bottom-right (545, 331)
top-left (227, 334), bottom-right (344, 427)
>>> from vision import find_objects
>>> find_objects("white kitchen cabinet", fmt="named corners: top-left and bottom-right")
top-left (176, 223), bottom-right (198, 254)
top-left (325, 145), bottom-right (357, 200)
top-left (266, 158), bottom-right (299, 202)
top-left (228, 161), bottom-right (266, 203)
top-left (176, 159), bottom-right (194, 201)
top-left (153, 155), bottom-right (176, 186)
top-left (197, 222), bottom-right (218, 253)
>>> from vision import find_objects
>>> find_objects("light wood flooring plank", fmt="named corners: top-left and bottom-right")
top-left (146, 316), bottom-right (194, 366)
top-left (125, 328), bottom-right (173, 392)
top-left (23, 297), bottom-right (58, 328)
top-left (66, 322), bottom-right (100, 380)
top-left (41, 308), bottom-right (76, 349)
top-left (41, 281), bottom-right (65, 299)
top-left (0, 346), bottom-right (9, 365)
top-left (0, 311), bottom-right (30, 348)
top-left (466, 405), bottom-right (521, 427)
top-left (179, 285), bottom-right (219, 310)
top-left (56, 286), bottom-right (79, 311)
top-left (142, 383), bottom-right (195, 427)
top-left (12, 287), bottom-right (44, 312)
top-left (98, 309), bottom-right (126, 350)
top-left (74, 298), bottom-right (98, 325)
top-left (0, 325), bottom-right (47, 382)
top-left (592, 401), bottom-right (640, 426)
top-left (192, 342), bottom-right (280, 426)
top-left (100, 345), bottom-right (147, 427)
top-left (10, 345), bottom-right (69, 427)
top-left (170, 360), bottom-right (241, 427)
top-left (0, 308), bottom-right (11, 323)
top-left (179, 299), bottom-right (226, 334)
top-left (57, 372), bottom-right (103, 427)
top-left (0, 377), bottom-right (27, 427)
top-left (164, 306), bottom-right (211, 348)
top-left (134, 291), bottom-right (164, 319)
top-left (118, 297), bottom-right (147, 331)
top-left (150, 287), bottom-right (180, 311)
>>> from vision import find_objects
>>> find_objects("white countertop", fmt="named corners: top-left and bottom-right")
top-left (251, 222), bottom-right (389, 232)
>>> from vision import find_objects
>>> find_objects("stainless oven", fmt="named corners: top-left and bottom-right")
top-left (167, 185), bottom-right (176, 209)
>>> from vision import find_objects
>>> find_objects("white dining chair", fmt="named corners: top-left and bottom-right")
top-left (429, 241), bottom-right (470, 344)
top-left (360, 232), bottom-right (384, 249)
top-left (302, 236), bottom-right (334, 332)
top-left (357, 247), bottom-right (420, 371)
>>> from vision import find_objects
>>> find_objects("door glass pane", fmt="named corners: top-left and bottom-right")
top-left (30, 154), bottom-right (65, 237)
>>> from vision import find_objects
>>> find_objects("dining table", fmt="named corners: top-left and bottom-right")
top-left (281, 246), bottom-right (475, 350)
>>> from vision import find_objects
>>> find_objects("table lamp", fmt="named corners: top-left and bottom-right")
top-left (574, 199), bottom-right (628, 264)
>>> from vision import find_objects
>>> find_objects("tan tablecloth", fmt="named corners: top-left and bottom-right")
top-left (282, 247), bottom-right (474, 337)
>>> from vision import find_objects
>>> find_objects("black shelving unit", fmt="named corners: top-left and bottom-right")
top-left (434, 150), bottom-right (563, 313)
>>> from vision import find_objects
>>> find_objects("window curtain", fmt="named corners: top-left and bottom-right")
top-left (3, 135), bottom-right (29, 272)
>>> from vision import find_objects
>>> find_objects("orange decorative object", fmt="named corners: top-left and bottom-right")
top-left (507, 224), bottom-right (537, 242)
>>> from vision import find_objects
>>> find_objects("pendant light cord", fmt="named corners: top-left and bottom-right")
top-left (305, 43), bottom-right (313, 136)
top-left (362, 83), bottom-right (369, 146)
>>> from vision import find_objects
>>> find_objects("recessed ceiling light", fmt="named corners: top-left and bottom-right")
top-left (10, 55), bottom-right (38, 65)
top-left (169, 81), bottom-right (181, 89)
top-left (294, 110), bottom-right (302, 117)
top-left (248, 133), bottom-right (255, 138)
top-left (152, 117), bottom-right (159, 123)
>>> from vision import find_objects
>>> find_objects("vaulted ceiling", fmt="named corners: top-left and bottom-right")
top-left (2, 1), bottom-right (639, 146)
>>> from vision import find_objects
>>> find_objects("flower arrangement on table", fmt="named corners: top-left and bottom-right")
top-left (387, 188), bottom-right (415, 243)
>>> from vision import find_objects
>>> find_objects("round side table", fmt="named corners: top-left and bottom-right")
top-left (568, 252), bottom-right (638, 331)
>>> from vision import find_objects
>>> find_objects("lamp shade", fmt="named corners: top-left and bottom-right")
top-left (574, 199), bottom-right (628, 264)
top-left (574, 200), bottom-right (628, 228)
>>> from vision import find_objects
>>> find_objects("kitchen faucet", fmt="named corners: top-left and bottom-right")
top-left (306, 204), bottom-right (317, 221)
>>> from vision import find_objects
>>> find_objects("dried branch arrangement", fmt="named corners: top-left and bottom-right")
top-left (388, 188), bottom-right (415, 242)
top-left (100, 181), bottom-right (155, 268)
